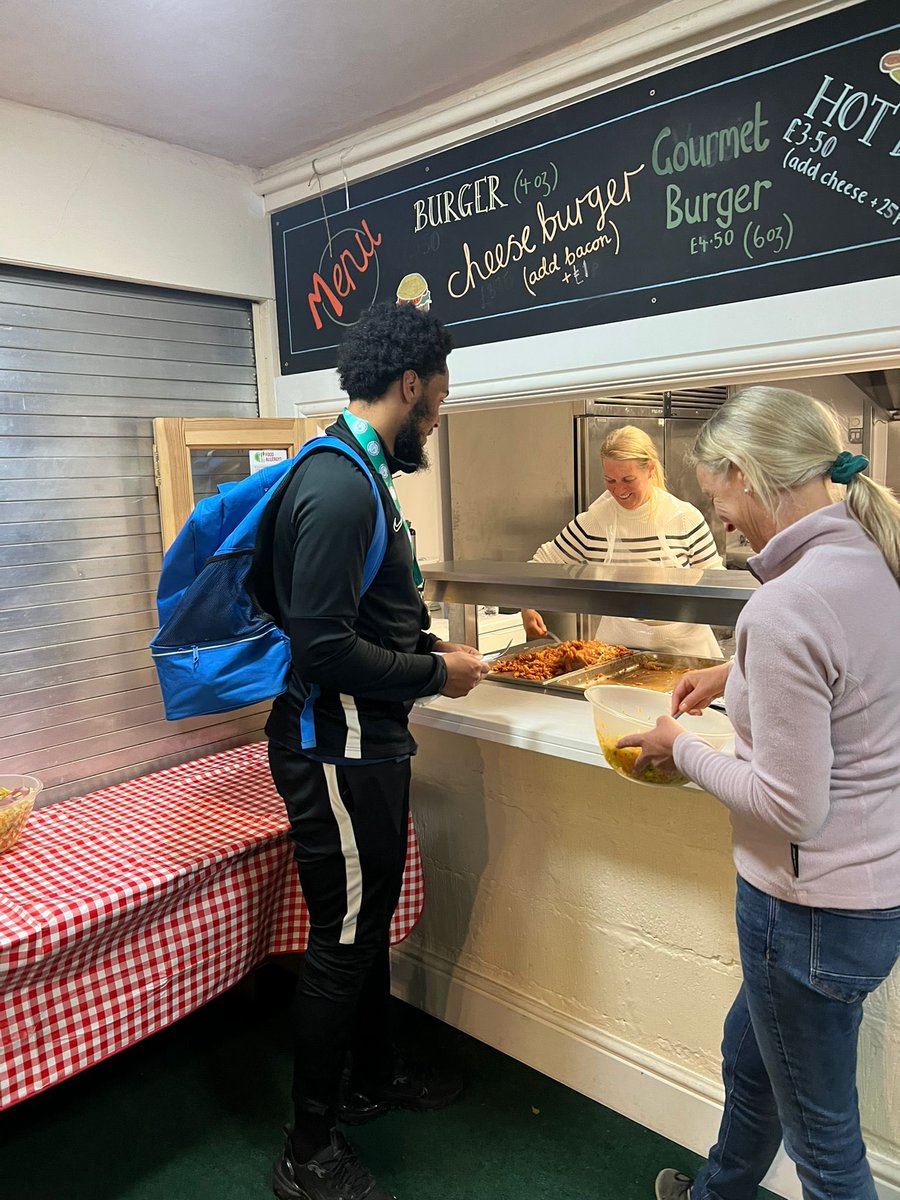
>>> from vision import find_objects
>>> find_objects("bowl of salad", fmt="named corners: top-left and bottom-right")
top-left (0, 775), bottom-right (43, 853)
top-left (585, 685), bottom-right (733, 788)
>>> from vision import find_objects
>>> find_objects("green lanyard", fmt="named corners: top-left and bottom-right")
top-left (343, 408), bottom-right (423, 590)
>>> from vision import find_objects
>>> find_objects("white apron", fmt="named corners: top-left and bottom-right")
top-left (594, 511), bottom-right (724, 660)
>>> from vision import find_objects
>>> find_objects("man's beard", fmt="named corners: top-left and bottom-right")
top-left (393, 400), bottom-right (431, 472)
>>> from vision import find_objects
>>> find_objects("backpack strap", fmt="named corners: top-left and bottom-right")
top-left (304, 437), bottom-right (388, 595)
top-left (216, 435), bottom-right (386, 584)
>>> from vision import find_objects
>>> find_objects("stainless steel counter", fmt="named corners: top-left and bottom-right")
top-left (423, 560), bottom-right (759, 626)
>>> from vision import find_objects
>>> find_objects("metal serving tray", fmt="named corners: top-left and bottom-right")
top-left (551, 651), bottom-right (724, 695)
top-left (485, 639), bottom-right (636, 696)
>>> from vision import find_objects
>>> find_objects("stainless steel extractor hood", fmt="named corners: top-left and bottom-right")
top-left (847, 370), bottom-right (900, 419)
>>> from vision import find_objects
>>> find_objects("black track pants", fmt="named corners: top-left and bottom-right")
top-left (268, 741), bottom-right (410, 1130)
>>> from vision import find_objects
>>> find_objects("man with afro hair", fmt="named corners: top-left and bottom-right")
top-left (254, 302), bottom-right (487, 1200)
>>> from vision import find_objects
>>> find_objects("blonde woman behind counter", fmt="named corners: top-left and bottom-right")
top-left (521, 425), bottom-right (725, 659)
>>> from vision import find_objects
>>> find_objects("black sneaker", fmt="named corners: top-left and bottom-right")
top-left (272, 1130), bottom-right (395, 1200)
top-left (338, 1059), bottom-right (463, 1124)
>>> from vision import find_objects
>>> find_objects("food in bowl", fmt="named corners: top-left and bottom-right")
top-left (598, 737), bottom-right (688, 787)
top-left (0, 775), bottom-right (42, 853)
top-left (585, 684), bottom-right (733, 789)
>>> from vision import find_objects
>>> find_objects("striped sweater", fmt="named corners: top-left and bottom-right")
top-left (532, 490), bottom-right (723, 569)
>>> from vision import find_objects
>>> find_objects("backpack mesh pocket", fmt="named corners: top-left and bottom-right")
top-left (155, 551), bottom-right (269, 648)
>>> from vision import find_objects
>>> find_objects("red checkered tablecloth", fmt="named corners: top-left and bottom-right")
top-left (0, 742), bottom-right (424, 1110)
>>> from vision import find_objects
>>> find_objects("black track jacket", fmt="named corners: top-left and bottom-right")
top-left (249, 414), bottom-right (447, 762)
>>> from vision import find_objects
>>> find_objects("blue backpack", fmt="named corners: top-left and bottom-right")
top-left (150, 436), bottom-right (387, 720)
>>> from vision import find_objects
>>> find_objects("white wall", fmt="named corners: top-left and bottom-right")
top-left (0, 98), bottom-right (272, 302)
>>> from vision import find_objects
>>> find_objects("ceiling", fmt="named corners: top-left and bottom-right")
top-left (0, 0), bottom-right (666, 171)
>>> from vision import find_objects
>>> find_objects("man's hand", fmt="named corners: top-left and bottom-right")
top-left (432, 640), bottom-right (481, 657)
top-left (521, 609), bottom-right (547, 640)
top-left (670, 662), bottom-right (731, 717)
top-left (439, 650), bottom-right (489, 698)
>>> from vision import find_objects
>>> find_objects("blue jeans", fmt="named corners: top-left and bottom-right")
top-left (693, 876), bottom-right (900, 1200)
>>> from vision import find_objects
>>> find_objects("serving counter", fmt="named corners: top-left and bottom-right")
top-left (412, 682), bottom-right (604, 767)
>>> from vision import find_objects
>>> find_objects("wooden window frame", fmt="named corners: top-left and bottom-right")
top-left (153, 417), bottom-right (320, 550)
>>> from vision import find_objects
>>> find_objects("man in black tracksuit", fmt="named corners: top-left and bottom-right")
top-left (250, 303), bottom-right (486, 1200)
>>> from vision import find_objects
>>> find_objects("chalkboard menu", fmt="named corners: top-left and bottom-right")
top-left (273, 0), bottom-right (900, 374)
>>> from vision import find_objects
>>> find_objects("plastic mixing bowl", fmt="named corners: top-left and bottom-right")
top-left (585, 684), bottom-right (734, 788)
top-left (0, 774), bottom-right (42, 852)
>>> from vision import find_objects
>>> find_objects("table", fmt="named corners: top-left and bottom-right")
top-left (0, 742), bottom-right (424, 1110)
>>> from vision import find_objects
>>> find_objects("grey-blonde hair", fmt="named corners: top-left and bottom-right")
top-left (599, 425), bottom-right (666, 490)
top-left (691, 386), bottom-right (900, 579)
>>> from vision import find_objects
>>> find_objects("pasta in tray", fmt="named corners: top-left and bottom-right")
top-left (488, 639), bottom-right (631, 682)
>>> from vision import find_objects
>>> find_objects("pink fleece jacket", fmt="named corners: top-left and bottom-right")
top-left (674, 502), bottom-right (900, 909)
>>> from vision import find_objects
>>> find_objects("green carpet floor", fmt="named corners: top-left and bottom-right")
top-left (0, 965), bottom-right (776, 1200)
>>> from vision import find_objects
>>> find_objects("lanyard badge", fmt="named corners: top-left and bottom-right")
top-left (343, 409), bottom-right (424, 590)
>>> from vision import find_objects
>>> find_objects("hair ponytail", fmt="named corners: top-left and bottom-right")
top-left (845, 472), bottom-right (900, 579)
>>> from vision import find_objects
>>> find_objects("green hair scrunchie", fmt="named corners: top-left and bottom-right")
top-left (830, 451), bottom-right (869, 485)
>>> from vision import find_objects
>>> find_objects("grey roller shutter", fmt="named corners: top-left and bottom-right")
top-left (0, 266), bottom-right (267, 806)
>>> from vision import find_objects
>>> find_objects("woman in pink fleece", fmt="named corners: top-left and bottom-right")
top-left (619, 387), bottom-right (900, 1200)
